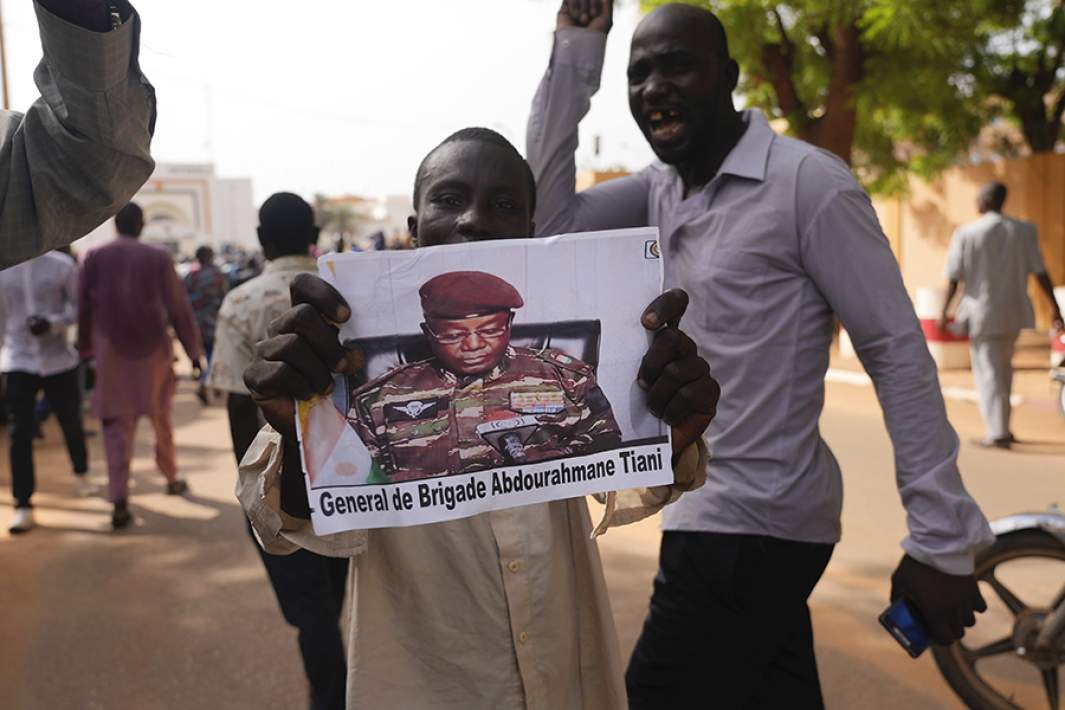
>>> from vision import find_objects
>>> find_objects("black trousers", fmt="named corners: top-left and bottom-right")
top-left (246, 521), bottom-right (350, 710)
top-left (228, 393), bottom-right (349, 710)
top-left (6, 368), bottom-right (88, 507)
top-left (626, 532), bottom-right (834, 710)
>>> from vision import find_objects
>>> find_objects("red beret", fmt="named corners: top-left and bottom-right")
top-left (419, 271), bottom-right (524, 319)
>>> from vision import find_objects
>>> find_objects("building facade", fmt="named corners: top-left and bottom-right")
top-left (76, 163), bottom-right (257, 257)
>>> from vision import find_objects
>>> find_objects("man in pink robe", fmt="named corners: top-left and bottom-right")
top-left (78, 203), bottom-right (203, 529)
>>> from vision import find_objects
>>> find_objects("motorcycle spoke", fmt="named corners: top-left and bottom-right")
top-left (1043, 667), bottom-right (1060, 710)
top-left (966, 636), bottom-right (1015, 661)
top-left (985, 572), bottom-right (1028, 615)
top-left (1051, 583), bottom-right (1065, 610)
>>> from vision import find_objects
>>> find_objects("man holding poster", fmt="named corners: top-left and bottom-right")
top-left (349, 270), bottom-right (621, 482)
top-left (241, 127), bottom-right (719, 709)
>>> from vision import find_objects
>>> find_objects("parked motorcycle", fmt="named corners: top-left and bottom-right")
top-left (934, 507), bottom-right (1065, 709)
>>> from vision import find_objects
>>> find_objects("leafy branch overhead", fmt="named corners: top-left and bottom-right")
top-left (970, 0), bottom-right (1065, 153)
top-left (640, 0), bottom-right (1065, 194)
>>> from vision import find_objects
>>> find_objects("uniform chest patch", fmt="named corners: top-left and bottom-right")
top-left (384, 397), bottom-right (446, 422)
top-left (509, 391), bottom-right (566, 414)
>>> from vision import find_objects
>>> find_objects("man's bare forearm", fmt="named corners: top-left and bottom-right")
top-left (279, 437), bottom-right (311, 519)
top-left (939, 279), bottom-right (960, 323)
top-left (1035, 272), bottom-right (1064, 326)
top-left (226, 396), bottom-right (310, 520)
top-left (226, 394), bottom-right (263, 464)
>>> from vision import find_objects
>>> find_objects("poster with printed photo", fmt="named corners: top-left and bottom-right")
top-left (296, 227), bottom-right (672, 534)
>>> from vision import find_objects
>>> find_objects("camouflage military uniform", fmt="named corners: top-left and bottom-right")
top-left (208, 255), bottom-right (318, 395)
top-left (348, 345), bottom-right (621, 482)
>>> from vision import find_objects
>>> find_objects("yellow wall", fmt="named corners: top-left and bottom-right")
top-left (575, 170), bottom-right (632, 192)
top-left (875, 152), bottom-right (1065, 329)
top-left (579, 155), bottom-right (1065, 329)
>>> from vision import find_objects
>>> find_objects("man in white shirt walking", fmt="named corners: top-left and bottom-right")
top-left (0, 251), bottom-right (95, 534)
top-left (939, 181), bottom-right (1064, 448)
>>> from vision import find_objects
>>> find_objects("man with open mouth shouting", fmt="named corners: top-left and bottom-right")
top-left (528, 2), bottom-right (993, 708)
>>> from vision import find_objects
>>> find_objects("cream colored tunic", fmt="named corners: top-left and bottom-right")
top-left (238, 427), bottom-right (706, 710)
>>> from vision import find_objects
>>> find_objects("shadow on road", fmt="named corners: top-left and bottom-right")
top-left (1008, 440), bottom-right (1065, 456)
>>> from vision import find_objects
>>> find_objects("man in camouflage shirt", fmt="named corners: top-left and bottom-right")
top-left (349, 270), bottom-right (621, 482)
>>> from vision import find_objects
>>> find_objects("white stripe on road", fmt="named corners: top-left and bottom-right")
top-left (825, 368), bottom-right (1023, 407)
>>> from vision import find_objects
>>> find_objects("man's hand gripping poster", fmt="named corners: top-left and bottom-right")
top-left (296, 228), bottom-right (673, 533)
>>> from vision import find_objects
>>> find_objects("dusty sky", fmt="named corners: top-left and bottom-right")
top-left (5, 0), bottom-right (659, 202)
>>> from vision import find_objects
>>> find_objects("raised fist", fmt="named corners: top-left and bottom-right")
top-left (556, 0), bottom-right (614, 34)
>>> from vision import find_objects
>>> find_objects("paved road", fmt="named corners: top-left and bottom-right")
top-left (1, 360), bottom-right (1063, 709)
top-left (602, 361), bottom-right (1065, 710)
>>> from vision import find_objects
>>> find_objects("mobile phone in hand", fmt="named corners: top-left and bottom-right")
top-left (879, 598), bottom-right (930, 658)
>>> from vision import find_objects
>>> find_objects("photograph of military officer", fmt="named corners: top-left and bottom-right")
top-left (347, 270), bottom-right (622, 483)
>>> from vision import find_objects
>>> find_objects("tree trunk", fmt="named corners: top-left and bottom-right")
top-left (811, 22), bottom-right (864, 165)
top-left (998, 39), bottom-right (1065, 154)
top-left (1019, 115), bottom-right (1059, 152)
top-left (757, 19), bottom-right (864, 164)
top-left (1013, 88), bottom-right (1064, 152)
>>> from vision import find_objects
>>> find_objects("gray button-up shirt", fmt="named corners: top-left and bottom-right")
top-left (946, 212), bottom-right (1046, 338)
top-left (0, 2), bottom-right (156, 269)
top-left (527, 28), bottom-right (993, 574)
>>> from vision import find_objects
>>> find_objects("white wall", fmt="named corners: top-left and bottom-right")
top-left (211, 178), bottom-right (258, 250)
top-left (71, 164), bottom-right (256, 257)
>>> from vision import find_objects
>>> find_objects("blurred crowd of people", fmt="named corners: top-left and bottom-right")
top-left (0, 204), bottom-right (203, 532)
top-left (175, 243), bottom-right (265, 292)
top-left (0, 199), bottom-right (420, 535)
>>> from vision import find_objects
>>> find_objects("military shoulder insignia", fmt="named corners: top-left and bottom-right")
top-left (584, 385), bottom-right (611, 415)
top-left (384, 397), bottom-right (447, 422)
top-left (539, 348), bottom-right (593, 376)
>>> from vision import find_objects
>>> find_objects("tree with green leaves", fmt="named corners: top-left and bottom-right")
top-left (639, 0), bottom-right (1061, 193)
top-left (968, 0), bottom-right (1065, 153)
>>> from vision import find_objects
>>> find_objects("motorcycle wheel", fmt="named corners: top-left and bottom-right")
top-left (933, 530), bottom-right (1065, 709)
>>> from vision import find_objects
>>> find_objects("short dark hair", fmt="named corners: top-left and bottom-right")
top-left (412, 127), bottom-right (536, 213)
top-left (640, 4), bottom-right (732, 62)
top-left (258, 192), bottom-right (317, 256)
top-left (114, 202), bottom-right (144, 237)
top-left (979, 181), bottom-right (1008, 211)
top-left (194, 245), bottom-right (214, 264)
top-left (692, 6), bottom-right (731, 62)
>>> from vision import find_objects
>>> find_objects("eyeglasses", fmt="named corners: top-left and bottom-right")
top-left (430, 324), bottom-right (510, 346)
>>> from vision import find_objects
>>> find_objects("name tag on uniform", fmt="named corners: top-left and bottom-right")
top-left (510, 391), bottom-right (566, 414)
top-left (384, 397), bottom-right (446, 422)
